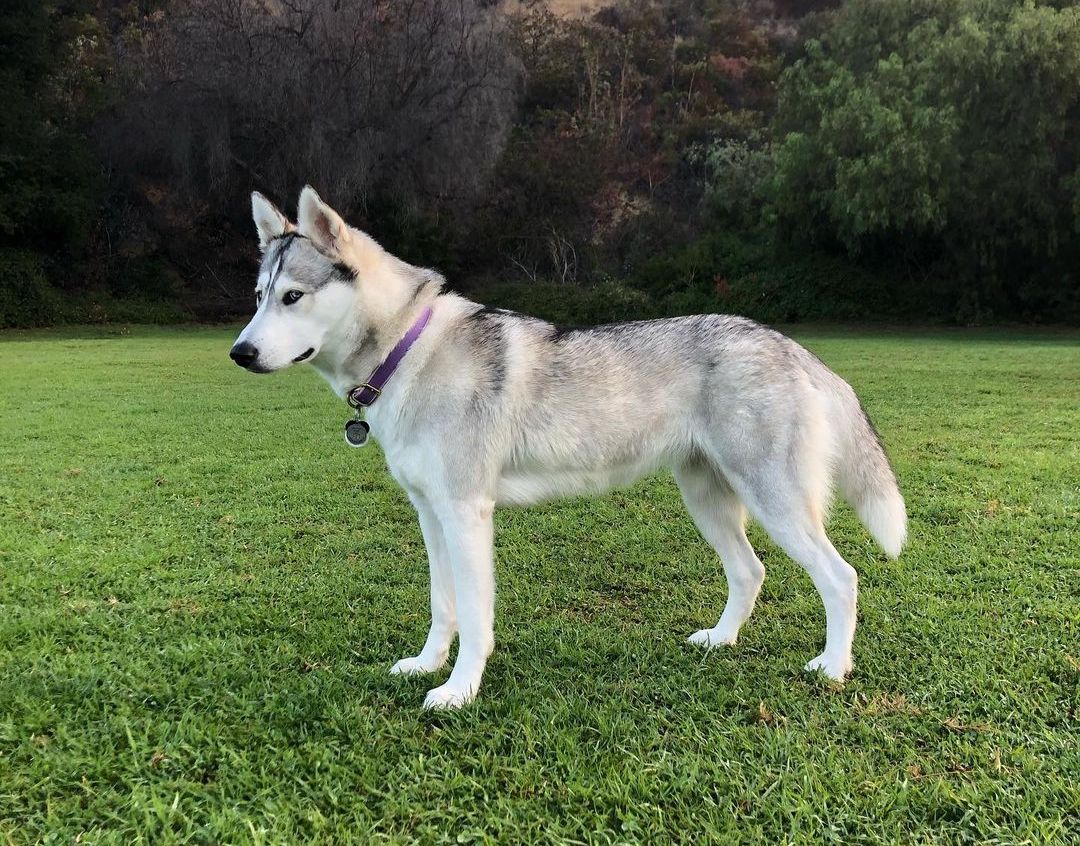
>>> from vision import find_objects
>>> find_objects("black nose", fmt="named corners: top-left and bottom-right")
top-left (229, 341), bottom-right (258, 369)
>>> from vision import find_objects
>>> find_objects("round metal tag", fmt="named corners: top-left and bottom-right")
top-left (344, 419), bottom-right (370, 447)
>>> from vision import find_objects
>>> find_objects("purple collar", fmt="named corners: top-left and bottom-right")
top-left (347, 306), bottom-right (433, 409)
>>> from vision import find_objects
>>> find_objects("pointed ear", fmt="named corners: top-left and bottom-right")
top-left (251, 191), bottom-right (293, 250)
top-left (297, 185), bottom-right (351, 254)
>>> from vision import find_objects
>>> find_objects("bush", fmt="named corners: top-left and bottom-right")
top-left (463, 277), bottom-right (656, 326)
top-left (627, 231), bottom-right (932, 323)
top-left (0, 250), bottom-right (61, 328)
top-left (0, 249), bottom-right (190, 328)
top-left (61, 293), bottom-right (190, 326)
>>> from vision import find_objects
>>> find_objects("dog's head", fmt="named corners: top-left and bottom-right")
top-left (229, 187), bottom-right (362, 373)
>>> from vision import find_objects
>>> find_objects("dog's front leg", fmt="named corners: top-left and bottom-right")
top-left (390, 494), bottom-right (456, 676)
top-left (421, 497), bottom-right (495, 710)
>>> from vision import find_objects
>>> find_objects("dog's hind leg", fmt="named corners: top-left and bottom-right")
top-left (391, 493), bottom-right (456, 676)
top-left (761, 518), bottom-right (857, 681)
top-left (675, 457), bottom-right (766, 647)
top-left (726, 474), bottom-right (858, 681)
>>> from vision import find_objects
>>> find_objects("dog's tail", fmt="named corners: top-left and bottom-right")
top-left (834, 394), bottom-right (907, 559)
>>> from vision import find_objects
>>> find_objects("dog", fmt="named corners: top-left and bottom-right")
top-left (230, 186), bottom-right (907, 709)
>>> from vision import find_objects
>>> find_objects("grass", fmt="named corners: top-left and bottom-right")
top-left (1, 324), bottom-right (1077, 845)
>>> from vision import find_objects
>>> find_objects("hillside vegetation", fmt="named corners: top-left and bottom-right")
top-left (2, 0), bottom-right (1078, 327)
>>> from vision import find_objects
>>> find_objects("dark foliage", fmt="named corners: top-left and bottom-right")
top-left (770, 0), bottom-right (1080, 322)
top-left (2, 0), bottom-right (1077, 326)
top-left (0, 0), bottom-right (110, 326)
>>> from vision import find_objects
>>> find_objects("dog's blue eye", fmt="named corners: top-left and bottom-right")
top-left (283, 290), bottom-right (304, 305)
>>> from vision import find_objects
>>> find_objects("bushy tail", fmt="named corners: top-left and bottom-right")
top-left (836, 397), bottom-right (907, 559)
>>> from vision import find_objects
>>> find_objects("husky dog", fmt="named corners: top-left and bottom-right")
top-left (230, 187), bottom-right (907, 709)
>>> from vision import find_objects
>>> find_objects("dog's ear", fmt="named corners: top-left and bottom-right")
top-left (251, 192), bottom-right (293, 250)
top-left (297, 185), bottom-right (351, 254)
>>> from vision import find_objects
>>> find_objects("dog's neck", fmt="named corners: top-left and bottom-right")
top-left (311, 259), bottom-right (442, 398)
top-left (345, 285), bottom-right (440, 381)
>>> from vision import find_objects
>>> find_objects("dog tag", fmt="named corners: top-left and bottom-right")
top-left (344, 418), bottom-right (370, 447)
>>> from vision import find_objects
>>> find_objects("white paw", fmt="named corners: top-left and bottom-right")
top-left (422, 684), bottom-right (474, 710)
top-left (687, 627), bottom-right (738, 648)
top-left (389, 654), bottom-right (446, 676)
top-left (804, 653), bottom-right (852, 682)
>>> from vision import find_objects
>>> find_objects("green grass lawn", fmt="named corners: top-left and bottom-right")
top-left (1, 325), bottom-right (1077, 844)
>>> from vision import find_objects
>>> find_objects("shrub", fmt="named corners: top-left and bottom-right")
top-left (627, 231), bottom-right (932, 323)
top-left (0, 250), bottom-right (61, 328)
top-left (463, 277), bottom-right (656, 326)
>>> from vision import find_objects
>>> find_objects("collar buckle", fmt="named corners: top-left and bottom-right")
top-left (347, 383), bottom-right (381, 409)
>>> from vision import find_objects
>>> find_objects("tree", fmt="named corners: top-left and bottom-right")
top-left (770, 0), bottom-right (1080, 319)
top-left (106, 0), bottom-right (520, 215)
top-left (0, 0), bottom-right (108, 253)
top-left (477, 1), bottom-right (788, 284)
top-left (0, 0), bottom-right (110, 325)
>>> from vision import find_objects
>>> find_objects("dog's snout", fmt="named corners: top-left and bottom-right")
top-left (229, 341), bottom-right (259, 369)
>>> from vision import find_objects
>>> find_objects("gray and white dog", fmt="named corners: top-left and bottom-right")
top-left (231, 187), bottom-right (907, 709)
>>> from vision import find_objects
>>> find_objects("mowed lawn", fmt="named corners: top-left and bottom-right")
top-left (1, 325), bottom-right (1077, 845)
